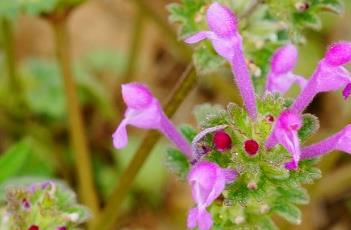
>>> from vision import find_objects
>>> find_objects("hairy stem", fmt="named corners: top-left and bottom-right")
top-left (95, 64), bottom-right (197, 230)
top-left (51, 16), bottom-right (99, 222)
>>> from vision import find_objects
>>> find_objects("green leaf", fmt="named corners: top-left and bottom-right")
top-left (298, 113), bottom-right (320, 141)
top-left (293, 12), bottom-right (322, 30)
top-left (180, 124), bottom-right (197, 142)
top-left (0, 140), bottom-right (31, 183)
top-left (193, 44), bottom-right (226, 75)
top-left (257, 216), bottom-right (279, 230)
top-left (193, 103), bottom-right (226, 128)
top-left (318, 0), bottom-right (344, 14)
top-left (277, 186), bottom-right (310, 205)
top-left (260, 162), bottom-right (289, 180)
top-left (165, 148), bottom-right (190, 180)
top-left (273, 203), bottom-right (301, 224)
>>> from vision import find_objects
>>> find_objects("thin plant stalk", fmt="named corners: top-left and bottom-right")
top-left (50, 15), bottom-right (99, 222)
top-left (122, 8), bottom-right (144, 83)
top-left (1, 18), bottom-right (23, 108)
top-left (95, 64), bottom-right (197, 230)
top-left (131, 0), bottom-right (192, 61)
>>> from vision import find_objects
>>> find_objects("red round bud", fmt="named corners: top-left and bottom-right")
top-left (244, 139), bottom-right (259, 156)
top-left (213, 131), bottom-right (232, 152)
top-left (28, 225), bottom-right (39, 230)
top-left (265, 115), bottom-right (274, 123)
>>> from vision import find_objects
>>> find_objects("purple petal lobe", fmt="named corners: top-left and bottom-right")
top-left (206, 2), bottom-right (237, 38)
top-left (187, 161), bottom-right (227, 230)
top-left (343, 83), bottom-right (351, 99)
top-left (271, 44), bottom-right (298, 74)
top-left (122, 83), bottom-right (153, 109)
top-left (184, 31), bottom-right (214, 44)
top-left (222, 168), bottom-right (238, 184)
top-left (325, 42), bottom-right (351, 66)
top-left (265, 44), bottom-right (307, 95)
top-left (284, 160), bottom-right (298, 170)
top-left (266, 110), bottom-right (302, 169)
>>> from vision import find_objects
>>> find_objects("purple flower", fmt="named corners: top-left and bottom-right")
top-left (187, 161), bottom-right (237, 230)
top-left (185, 2), bottom-right (257, 120)
top-left (291, 42), bottom-right (351, 113)
top-left (301, 124), bottom-right (351, 159)
top-left (266, 44), bottom-right (307, 94)
top-left (112, 83), bottom-right (192, 158)
top-left (265, 110), bottom-right (302, 170)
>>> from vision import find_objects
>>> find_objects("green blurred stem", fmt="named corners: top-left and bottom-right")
top-left (131, 0), bottom-right (192, 61)
top-left (122, 9), bottom-right (144, 83)
top-left (51, 17), bottom-right (99, 220)
top-left (1, 18), bottom-right (23, 106)
top-left (95, 64), bottom-right (197, 230)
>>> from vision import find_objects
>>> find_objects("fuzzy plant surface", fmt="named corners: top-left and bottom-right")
top-left (0, 181), bottom-right (90, 230)
top-left (112, 1), bottom-right (351, 230)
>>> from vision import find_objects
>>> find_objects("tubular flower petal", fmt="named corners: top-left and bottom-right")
top-left (291, 42), bottom-right (351, 113)
top-left (185, 2), bottom-right (257, 120)
top-left (301, 124), bottom-right (351, 159)
top-left (112, 83), bottom-right (192, 158)
top-left (187, 161), bottom-right (236, 230)
top-left (265, 110), bottom-right (302, 170)
top-left (266, 44), bottom-right (307, 94)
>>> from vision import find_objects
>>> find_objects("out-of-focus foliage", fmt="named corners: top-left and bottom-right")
top-left (0, 0), bottom-right (85, 20)
top-left (0, 181), bottom-right (90, 229)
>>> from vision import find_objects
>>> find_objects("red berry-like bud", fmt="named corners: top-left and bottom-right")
top-left (213, 131), bottom-right (232, 152)
top-left (244, 139), bottom-right (259, 156)
top-left (266, 115), bottom-right (274, 123)
top-left (28, 225), bottom-right (39, 230)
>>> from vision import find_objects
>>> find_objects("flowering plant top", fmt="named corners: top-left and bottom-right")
top-left (113, 1), bottom-right (351, 229)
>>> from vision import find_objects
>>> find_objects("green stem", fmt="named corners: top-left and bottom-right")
top-left (95, 64), bottom-right (197, 230)
top-left (131, 0), bottom-right (192, 61)
top-left (51, 16), bottom-right (99, 222)
top-left (1, 18), bottom-right (23, 108)
top-left (122, 9), bottom-right (144, 83)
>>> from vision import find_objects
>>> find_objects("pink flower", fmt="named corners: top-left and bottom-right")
top-left (185, 2), bottom-right (257, 120)
top-left (266, 44), bottom-right (307, 94)
top-left (291, 42), bottom-right (351, 113)
top-left (301, 125), bottom-right (351, 159)
top-left (112, 83), bottom-right (192, 158)
top-left (265, 110), bottom-right (302, 170)
top-left (187, 161), bottom-right (237, 230)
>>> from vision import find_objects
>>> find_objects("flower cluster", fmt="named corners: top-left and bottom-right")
top-left (113, 2), bottom-right (351, 229)
top-left (0, 181), bottom-right (90, 230)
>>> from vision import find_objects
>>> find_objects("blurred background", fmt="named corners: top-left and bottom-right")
top-left (0, 0), bottom-right (351, 229)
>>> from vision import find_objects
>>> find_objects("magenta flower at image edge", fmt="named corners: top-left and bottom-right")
top-left (265, 41), bottom-right (351, 169)
top-left (187, 161), bottom-right (237, 230)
